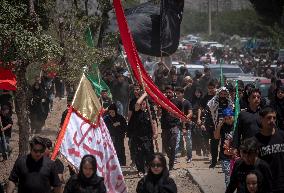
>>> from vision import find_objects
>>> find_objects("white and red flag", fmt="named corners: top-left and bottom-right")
top-left (51, 74), bottom-right (127, 193)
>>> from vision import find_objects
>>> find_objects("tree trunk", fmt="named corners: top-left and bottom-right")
top-left (29, 0), bottom-right (35, 14)
top-left (14, 62), bottom-right (30, 156)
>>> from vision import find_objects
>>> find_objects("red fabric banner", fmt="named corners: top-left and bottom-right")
top-left (113, 0), bottom-right (186, 121)
top-left (0, 67), bottom-right (17, 91)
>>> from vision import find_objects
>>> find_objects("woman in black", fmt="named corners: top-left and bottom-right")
top-left (271, 85), bottom-right (284, 131)
top-left (29, 82), bottom-right (48, 134)
top-left (104, 103), bottom-right (127, 166)
top-left (136, 153), bottom-right (177, 193)
top-left (191, 88), bottom-right (209, 156)
top-left (64, 155), bottom-right (106, 193)
top-left (132, 92), bottom-right (157, 177)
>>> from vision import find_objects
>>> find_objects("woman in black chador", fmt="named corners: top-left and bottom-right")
top-left (29, 82), bottom-right (48, 134)
top-left (104, 103), bottom-right (127, 166)
top-left (64, 155), bottom-right (106, 193)
top-left (136, 153), bottom-right (177, 193)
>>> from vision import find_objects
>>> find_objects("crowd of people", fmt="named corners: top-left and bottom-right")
top-left (1, 48), bottom-right (284, 193)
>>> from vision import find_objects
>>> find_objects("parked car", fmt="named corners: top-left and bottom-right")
top-left (175, 64), bottom-right (204, 77)
top-left (207, 64), bottom-right (246, 79)
top-left (227, 76), bottom-right (266, 86)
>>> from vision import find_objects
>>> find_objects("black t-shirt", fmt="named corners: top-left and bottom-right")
top-left (232, 108), bottom-right (261, 148)
top-left (54, 159), bottom-right (64, 174)
top-left (131, 109), bottom-right (153, 137)
top-left (181, 99), bottom-right (192, 115)
top-left (254, 130), bottom-right (284, 191)
top-left (0, 114), bottom-right (13, 137)
top-left (226, 159), bottom-right (272, 193)
top-left (129, 97), bottom-right (138, 113)
top-left (9, 155), bottom-right (61, 193)
top-left (200, 94), bottom-right (214, 109)
top-left (161, 98), bottom-right (181, 130)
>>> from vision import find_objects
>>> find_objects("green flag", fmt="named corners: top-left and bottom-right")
top-left (84, 27), bottom-right (112, 98)
top-left (220, 62), bottom-right (224, 87)
top-left (233, 81), bottom-right (240, 131)
top-left (85, 27), bottom-right (95, 47)
top-left (86, 64), bottom-right (112, 98)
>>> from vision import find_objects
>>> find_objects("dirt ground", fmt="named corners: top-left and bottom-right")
top-left (0, 98), bottom-right (201, 193)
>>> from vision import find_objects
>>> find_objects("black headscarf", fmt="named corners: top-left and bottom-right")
top-left (137, 153), bottom-right (177, 193)
top-left (78, 155), bottom-right (101, 187)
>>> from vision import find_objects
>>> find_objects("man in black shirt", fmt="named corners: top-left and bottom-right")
top-left (161, 85), bottom-right (181, 170)
top-left (197, 80), bottom-right (217, 157)
top-left (7, 136), bottom-right (61, 193)
top-left (43, 137), bottom-right (65, 183)
top-left (233, 88), bottom-right (261, 149)
top-left (254, 107), bottom-right (284, 193)
top-left (175, 87), bottom-right (193, 163)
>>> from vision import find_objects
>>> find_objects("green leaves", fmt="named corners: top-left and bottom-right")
top-left (0, 0), bottom-right (62, 66)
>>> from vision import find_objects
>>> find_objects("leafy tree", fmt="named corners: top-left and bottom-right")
top-left (0, 0), bottom-right (62, 155)
top-left (250, 0), bottom-right (284, 26)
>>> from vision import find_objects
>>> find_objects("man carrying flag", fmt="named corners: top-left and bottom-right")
top-left (52, 74), bottom-right (127, 193)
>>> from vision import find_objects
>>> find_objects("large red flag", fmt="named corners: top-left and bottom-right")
top-left (113, 0), bottom-right (186, 121)
top-left (0, 67), bottom-right (17, 91)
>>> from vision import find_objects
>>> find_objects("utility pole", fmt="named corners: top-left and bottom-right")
top-left (208, 0), bottom-right (212, 35)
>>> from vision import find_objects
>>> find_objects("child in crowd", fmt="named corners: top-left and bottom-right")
top-left (246, 170), bottom-right (264, 193)
top-left (214, 107), bottom-right (234, 187)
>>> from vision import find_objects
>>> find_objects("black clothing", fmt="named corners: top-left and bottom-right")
top-left (277, 69), bottom-right (284, 79)
top-left (161, 99), bottom-right (180, 130)
top-left (131, 107), bottom-right (155, 173)
top-left (181, 99), bottom-right (192, 115)
top-left (0, 114), bottom-right (13, 137)
top-left (55, 159), bottom-right (64, 174)
top-left (29, 86), bottom-right (48, 134)
top-left (219, 123), bottom-right (233, 161)
top-left (271, 99), bottom-right (284, 131)
top-left (104, 114), bottom-right (127, 138)
top-left (0, 183), bottom-right (3, 193)
top-left (200, 94), bottom-right (214, 109)
top-left (0, 93), bottom-right (12, 109)
top-left (104, 114), bottom-right (127, 165)
top-left (254, 130), bottom-right (284, 192)
top-left (134, 136), bottom-right (154, 173)
top-left (131, 108), bottom-right (154, 137)
top-left (136, 168), bottom-right (177, 193)
top-left (64, 174), bottom-right (106, 193)
top-left (9, 155), bottom-right (61, 193)
top-left (232, 108), bottom-right (261, 148)
top-left (226, 159), bottom-right (272, 193)
top-left (60, 108), bottom-right (68, 127)
top-left (127, 97), bottom-right (138, 137)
